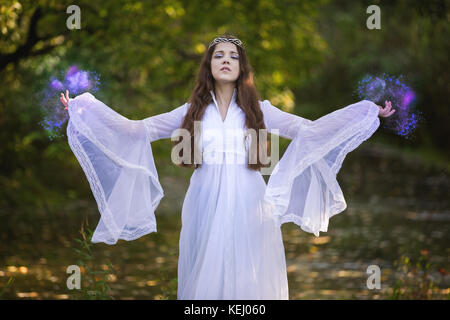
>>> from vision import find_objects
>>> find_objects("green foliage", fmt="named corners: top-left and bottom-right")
top-left (388, 250), bottom-right (444, 300)
top-left (68, 218), bottom-right (115, 300)
top-left (156, 265), bottom-right (178, 300)
top-left (299, 0), bottom-right (449, 153)
top-left (0, 0), bottom-right (448, 300)
top-left (1, 1), bottom-right (447, 212)
top-left (0, 0), bottom-right (329, 211)
top-left (0, 276), bottom-right (15, 299)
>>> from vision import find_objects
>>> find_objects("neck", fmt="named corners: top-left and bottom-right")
top-left (214, 83), bottom-right (235, 107)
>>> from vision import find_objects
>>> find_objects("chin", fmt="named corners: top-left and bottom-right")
top-left (215, 76), bottom-right (238, 83)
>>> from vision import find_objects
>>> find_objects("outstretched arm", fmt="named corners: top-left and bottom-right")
top-left (143, 103), bottom-right (189, 143)
top-left (261, 98), bottom-right (392, 237)
top-left (260, 99), bottom-right (395, 140)
top-left (61, 90), bottom-right (189, 142)
top-left (259, 100), bottom-right (313, 139)
top-left (62, 90), bottom-right (189, 245)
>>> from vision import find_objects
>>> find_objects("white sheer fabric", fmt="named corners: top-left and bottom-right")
top-left (66, 90), bottom-right (380, 299)
top-left (67, 92), bottom-right (187, 244)
top-left (260, 99), bottom-right (380, 236)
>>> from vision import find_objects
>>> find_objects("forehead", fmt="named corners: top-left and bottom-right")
top-left (213, 42), bottom-right (238, 53)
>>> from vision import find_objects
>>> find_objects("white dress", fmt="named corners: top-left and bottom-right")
top-left (66, 88), bottom-right (380, 299)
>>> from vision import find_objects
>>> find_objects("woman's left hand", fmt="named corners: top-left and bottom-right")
top-left (378, 100), bottom-right (396, 118)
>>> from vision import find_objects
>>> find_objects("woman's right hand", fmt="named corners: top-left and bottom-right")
top-left (60, 90), bottom-right (70, 110)
top-left (377, 100), bottom-right (395, 118)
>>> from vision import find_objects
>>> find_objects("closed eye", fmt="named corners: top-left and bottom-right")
top-left (214, 54), bottom-right (239, 59)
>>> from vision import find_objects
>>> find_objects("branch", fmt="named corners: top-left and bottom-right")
top-left (0, 6), bottom-right (42, 70)
top-left (28, 44), bottom-right (59, 57)
top-left (0, 6), bottom-right (69, 71)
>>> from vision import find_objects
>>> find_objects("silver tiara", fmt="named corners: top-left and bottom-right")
top-left (208, 36), bottom-right (244, 50)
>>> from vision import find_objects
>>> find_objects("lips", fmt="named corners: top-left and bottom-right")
top-left (220, 67), bottom-right (231, 72)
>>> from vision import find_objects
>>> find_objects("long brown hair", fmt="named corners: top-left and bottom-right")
top-left (172, 34), bottom-right (270, 171)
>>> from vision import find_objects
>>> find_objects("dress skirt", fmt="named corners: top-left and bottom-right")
top-left (177, 162), bottom-right (289, 299)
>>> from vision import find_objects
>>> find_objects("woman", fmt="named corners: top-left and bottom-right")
top-left (60, 34), bottom-right (395, 300)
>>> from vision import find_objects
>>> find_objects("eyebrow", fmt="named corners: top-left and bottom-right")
top-left (213, 50), bottom-right (239, 54)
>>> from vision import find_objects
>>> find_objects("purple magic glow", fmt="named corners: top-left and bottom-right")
top-left (40, 65), bottom-right (101, 140)
top-left (356, 73), bottom-right (423, 139)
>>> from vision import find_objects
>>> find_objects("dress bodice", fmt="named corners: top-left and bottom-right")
top-left (201, 88), bottom-right (249, 165)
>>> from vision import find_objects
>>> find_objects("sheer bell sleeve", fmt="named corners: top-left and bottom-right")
top-left (67, 92), bottom-right (188, 244)
top-left (260, 99), bottom-right (380, 236)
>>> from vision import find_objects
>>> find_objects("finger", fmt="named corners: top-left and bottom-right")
top-left (385, 110), bottom-right (394, 117)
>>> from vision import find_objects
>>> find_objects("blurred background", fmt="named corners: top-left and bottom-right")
top-left (0, 0), bottom-right (448, 300)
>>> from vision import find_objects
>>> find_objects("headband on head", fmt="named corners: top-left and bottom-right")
top-left (208, 36), bottom-right (244, 50)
